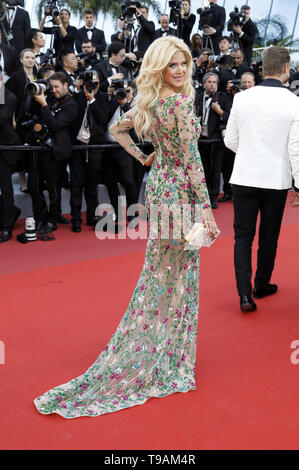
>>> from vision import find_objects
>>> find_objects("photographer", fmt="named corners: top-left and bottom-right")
top-left (0, 30), bottom-right (19, 78)
top-left (77, 40), bottom-right (102, 71)
top-left (25, 29), bottom-right (46, 69)
top-left (200, 0), bottom-right (226, 55)
top-left (0, 74), bottom-right (22, 242)
top-left (180, 0), bottom-right (196, 47)
top-left (59, 48), bottom-right (78, 92)
top-left (27, 72), bottom-right (79, 233)
top-left (40, 8), bottom-right (77, 57)
top-left (75, 8), bottom-right (106, 59)
top-left (103, 82), bottom-right (140, 232)
top-left (130, 4), bottom-right (155, 54)
top-left (219, 71), bottom-right (256, 202)
top-left (70, 70), bottom-right (109, 232)
top-left (196, 72), bottom-right (227, 209)
top-left (231, 48), bottom-right (250, 78)
top-left (231, 5), bottom-right (257, 66)
top-left (94, 41), bottom-right (128, 93)
top-left (1, 1), bottom-right (31, 54)
top-left (155, 14), bottom-right (176, 39)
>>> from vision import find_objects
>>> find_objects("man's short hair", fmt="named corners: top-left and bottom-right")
top-left (241, 71), bottom-right (255, 81)
top-left (108, 41), bottom-right (125, 58)
top-left (219, 36), bottom-right (232, 44)
top-left (140, 5), bottom-right (148, 13)
top-left (60, 48), bottom-right (75, 63)
top-left (241, 5), bottom-right (250, 10)
top-left (203, 72), bottom-right (219, 84)
top-left (263, 46), bottom-right (290, 76)
top-left (49, 71), bottom-right (68, 85)
top-left (231, 48), bottom-right (244, 56)
top-left (82, 40), bottom-right (95, 47)
top-left (83, 8), bottom-right (95, 16)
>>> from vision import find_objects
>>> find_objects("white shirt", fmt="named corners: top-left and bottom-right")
top-left (224, 83), bottom-right (299, 190)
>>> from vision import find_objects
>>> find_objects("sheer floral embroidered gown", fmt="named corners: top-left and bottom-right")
top-left (34, 94), bottom-right (211, 418)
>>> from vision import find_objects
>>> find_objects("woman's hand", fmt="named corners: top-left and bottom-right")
top-left (144, 151), bottom-right (155, 167)
top-left (290, 190), bottom-right (299, 207)
top-left (202, 207), bottom-right (219, 237)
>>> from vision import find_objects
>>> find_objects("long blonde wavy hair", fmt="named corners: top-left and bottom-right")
top-left (134, 36), bottom-right (194, 140)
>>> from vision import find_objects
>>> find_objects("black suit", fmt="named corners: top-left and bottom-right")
top-left (135, 15), bottom-right (155, 54)
top-left (70, 90), bottom-right (110, 224)
top-left (27, 94), bottom-right (79, 225)
top-left (0, 44), bottom-right (19, 76)
top-left (154, 27), bottom-right (176, 39)
top-left (232, 63), bottom-right (251, 79)
top-left (239, 18), bottom-right (258, 66)
top-left (2, 6), bottom-right (31, 54)
top-left (0, 87), bottom-right (22, 230)
top-left (196, 89), bottom-right (227, 204)
top-left (94, 59), bottom-right (128, 92)
top-left (75, 27), bottom-right (106, 57)
top-left (202, 4), bottom-right (226, 54)
top-left (42, 24), bottom-right (77, 55)
top-left (6, 67), bottom-right (30, 122)
top-left (102, 100), bottom-right (140, 222)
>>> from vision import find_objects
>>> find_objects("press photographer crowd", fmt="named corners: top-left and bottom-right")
top-left (0, 0), bottom-right (298, 243)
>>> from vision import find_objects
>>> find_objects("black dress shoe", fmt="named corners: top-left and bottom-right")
top-left (36, 221), bottom-right (48, 234)
top-left (211, 201), bottom-right (218, 209)
top-left (240, 294), bottom-right (257, 313)
top-left (253, 284), bottom-right (278, 299)
top-left (47, 222), bottom-right (57, 232)
top-left (218, 193), bottom-right (232, 203)
top-left (72, 222), bottom-right (81, 233)
top-left (0, 230), bottom-right (12, 242)
top-left (57, 216), bottom-right (69, 224)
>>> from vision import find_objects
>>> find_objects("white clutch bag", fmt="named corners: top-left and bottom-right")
top-left (184, 222), bottom-right (220, 250)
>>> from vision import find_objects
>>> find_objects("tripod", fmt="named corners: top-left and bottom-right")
top-left (202, 34), bottom-right (215, 54)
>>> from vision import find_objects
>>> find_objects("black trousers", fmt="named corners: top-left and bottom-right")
top-left (70, 147), bottom-right (102, 224)
top-left (198, 141), bottom-right (224, 202)
top-left (27, 151), bottom-right (64, 224)
top-left (102, 147), bottom-right (139, 221)
top-left (0, 155), bottom-right (16, 229)
top-left (222, 147), bottom-right (235, 196)
top-left (232, 184), bottom-right (288, 296)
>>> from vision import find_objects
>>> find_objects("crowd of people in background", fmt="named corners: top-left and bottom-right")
top-left (0, 0), bottom-right (298, 242)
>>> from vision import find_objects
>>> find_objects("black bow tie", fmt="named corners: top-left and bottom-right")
top-left (86, 28), bottom-right (94, 31)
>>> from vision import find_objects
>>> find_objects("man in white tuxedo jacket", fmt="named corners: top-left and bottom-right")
top-left (224, 46), bottom-right (299, 312)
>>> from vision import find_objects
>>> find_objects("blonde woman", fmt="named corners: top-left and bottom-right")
top-left (34, 36), bottom-right (218, 419)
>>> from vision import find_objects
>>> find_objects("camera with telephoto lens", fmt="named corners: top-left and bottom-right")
top-left (45, 0), bottom-right (60, 17)
top-left (168, 0), bottom-right (181, 26)
top-left (40, 48), bottom-right (58, 67)
top-left (26, 79), bottom-right (51, 96)
top-left (79, 70), bottom-right (99, 93)
top-left (21, 114), bottom-right (52, 146)
top-left (227, 7), bottom-right (246, 31)
top-left (197, 2), bottom-right (215, 31)
top-left (231, 78), bottom-right (241, 93)
top-left (77, 51), bottom-right (98, 68)
top-left (120, 0), bottom-right (141, 23)
top-left (110, 79), bottom-right (127, 100)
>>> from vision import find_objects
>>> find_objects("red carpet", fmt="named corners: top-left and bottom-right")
top-left (0, 195), bottom-right (299, 450)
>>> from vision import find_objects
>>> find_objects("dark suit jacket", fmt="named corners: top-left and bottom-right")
top-left (196, 89), bottom-right (227, 140)
top-left (0, 87), bottom-right (23, 166)
top-left (2, 6), bottom-right (31, 54)
top-left (239, 18), bottom-right (258, 65)
top-left (180, 13), bottom-right (196, 47)
top-left (42, 24), bottom-right (77, 55)
top-left (232, 63), bottom-right (251, 79)
top-left (75, 27), bottom-right (106, 56)
top-left (135, 15), bottom-right (155, 53)
top-left (1, 44), bottom-right (19, 76)
top-left (94, 59), bottom-right (128, 92)
top-left (6, 67), bottom-right (31, 121)
top-left (41, 94), bottom-right (79, 160)
top-left (154, 27), bottom-right (176, 39)
top-left (72, 90), bottom-right (110, 144)
top-left (202, 4), bottom-right (226, 54)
